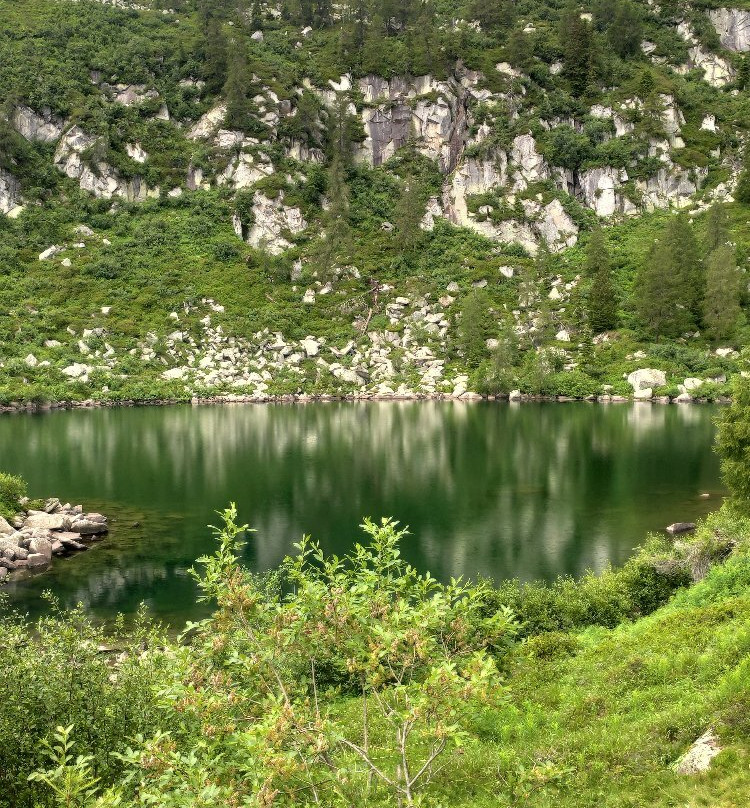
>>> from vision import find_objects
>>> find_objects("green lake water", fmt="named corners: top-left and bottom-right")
top-left (0, 401), bottom-right (724, 626)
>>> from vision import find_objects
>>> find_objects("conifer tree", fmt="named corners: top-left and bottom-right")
top-left (559, 2), bottom-right (595, 97)
top-left (704, 202), bottom-right (729, 253)
top-left (457, 290), bottom-right (491, 367)
top-left (223, 45), bottom-right (251, 131)
top-left (635, 214), bottom-right (703, 338)
top-left (394, 179), bottom-right (425, 254)
top-left (703, 245), bottom-right (743, 341)
top-left (585, 228), bottom-right (617, 333)
top-left (607, 1), bottom-right (642, 58)
top-left (202, 17), bottom-right (229, 93)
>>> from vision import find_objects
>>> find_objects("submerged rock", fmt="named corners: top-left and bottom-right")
top-left (666, 522), bottom-right (696, 535)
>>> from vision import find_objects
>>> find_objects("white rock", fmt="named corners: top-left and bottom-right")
top-left (24, 353), bottom-right (38, 367)
top-left (125, 142), bottom-right (148, 163)
top-left (61, 363), bottom-right (91, 379)
top-left (303, 289), bottom-right (316, 304)
top-left (675, 730), bottom-right (722, 774)
top-left (233, 191), bottom-right (306, 255)
top-left (39, 246), bottom-right (61, 261)
top-left (187, 105), bottom-right (228, 140)
top-left (555, 329), bottom-right (570, 342)
top-left (627, 368), bottom-right (666, 392)
top-left (11, 105), bottom-right (64, 143)
top-left (301, 337), bottom-right (320, 357)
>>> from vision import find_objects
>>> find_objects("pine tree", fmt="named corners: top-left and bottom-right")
top-left (202, 17), bottom-right (228, 94)
top-left (704, 202), bottom-right (729, 253)
top-left (457, 290), bottom-right (491, 367)
top-left (607, 1), bottom-right (642, 58)
top-left (703, 245), bottom-right (743, 341)
top-left (717, 370), bottom-right (750, 512)
top-left (585, 228), bottom-right (617, 333)
top-left (312, 154), bottom-right (351, 272)
top-left (635, 214), bottom-right (703, 338)
top-left (394, 179), bottom-right (425, 254)
top-left (223, 45), bottom-right (251, 131)
top-left (559, 3), bottom-right (595, 97)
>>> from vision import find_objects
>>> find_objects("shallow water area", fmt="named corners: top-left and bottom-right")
top-left (0, 400), bottom-right (724, 626)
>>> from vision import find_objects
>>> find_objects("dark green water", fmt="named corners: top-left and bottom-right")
top-left (1, 401), bottom-right (723, 626)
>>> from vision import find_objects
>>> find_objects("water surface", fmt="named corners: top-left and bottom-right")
top-left (0, 401), bottom-right (723, 625)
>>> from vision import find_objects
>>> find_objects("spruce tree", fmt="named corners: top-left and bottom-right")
top-left (635, 214), bottom-right (703, 338)
top-left (203, 17), bottom-right (228, 94)
top-left (585, 228), bottom-right (617, 333)
top-left (717, 370), bottom-right (750, 512)
top-left (704, 202), bottom-right (729, 253)
top-left (559, 2), bottom-right (595, 97)
top-left (703, 245), bottom-right (743, 341)
top-left (394, 180), bottom-right (425, 254)
top-left (457, 290), bottom-right (491, 367)
top-left (607, 1), bottom-right (642, 58)
top-left (223, 45), bottom-right (251, 131)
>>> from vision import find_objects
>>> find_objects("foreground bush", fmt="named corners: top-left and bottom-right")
top-left (0, 600), bottom-right (167, 808)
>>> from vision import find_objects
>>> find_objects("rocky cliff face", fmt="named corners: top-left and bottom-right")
top-left (354, 75), bottom-right (467, 173)
top-left (709, 8), bottom-right (750, 52)
top-left (0, 170), bottom-right (21, 215)
top-left (0, 49), bottom-right (729, 257)
top-left (54, 126), bottom-right (155, 201)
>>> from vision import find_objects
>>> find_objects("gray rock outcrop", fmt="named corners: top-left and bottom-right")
top-left (0, 169), bottom-right (21, 215)
top-left (11, 105), bottom-right (64, 143)
top-left (233, 191), bottom-right (307, 254)
top-left (709, 8), bottom-right (750, 51)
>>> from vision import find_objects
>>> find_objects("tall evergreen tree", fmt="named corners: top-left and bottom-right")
top-left (703, 245), bottom-right (743, 341)
top-left (457, 290), bottom-right (491, 367)
top-left (607, 1), bottom-right (642, 58)
top-left (202, 17), bottom-right (229, 93)
top-left (635, 214), bottom-right (703, 338)
top-left (223, 45), bottom-right (252, 131)
top-left (559, 2), bottom-right (595, 97)
top-left (585, 228), bottom-right (617, 333)
top-left (394, 179), bottom-right (425, 254)
top-left (704, 202), bottom-right (729, 252)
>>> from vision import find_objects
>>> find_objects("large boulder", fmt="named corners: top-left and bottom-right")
top-left (627, 368), bottom-right (667, 392)
top-left (24, 512), bottom-right (66, 531)
top-left (11, 105), bottom-right (64, 143)
top-left (0, 169), bottom-right (21, 216)
top-left (28, 536), bottom-right (53, 560)
top-left (0, 516), bottom-right (14, 536)
top-left (26, 553), bottom-right (50, 569)
top-left (70, 517), bottom-right (108, 536)
top-left (675, 730), bottom-right (721, 774)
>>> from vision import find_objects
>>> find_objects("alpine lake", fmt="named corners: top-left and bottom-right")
top-left (1, 400), bottom-right (724, 626)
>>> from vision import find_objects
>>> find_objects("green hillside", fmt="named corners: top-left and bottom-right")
top-left (1, 0), bottom-right (750, 404)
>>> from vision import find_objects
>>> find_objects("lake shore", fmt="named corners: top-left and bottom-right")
top-left (0, 391), bottom-right (733, 413)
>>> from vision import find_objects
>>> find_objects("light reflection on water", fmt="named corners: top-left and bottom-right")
top-left (0, 401), bottom-right (723, 625)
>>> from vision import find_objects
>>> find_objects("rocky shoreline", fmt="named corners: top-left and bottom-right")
top-left (0, 498), bottom-right (108, 583)
top-left (0, 392), bottom-right (732, 413)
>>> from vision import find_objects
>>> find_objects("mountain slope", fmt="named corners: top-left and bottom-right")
top-left (1, 0), bottom-right (749, 403)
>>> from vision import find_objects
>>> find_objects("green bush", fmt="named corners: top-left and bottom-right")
top-left (0, 472), bottom-right (26, 520)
